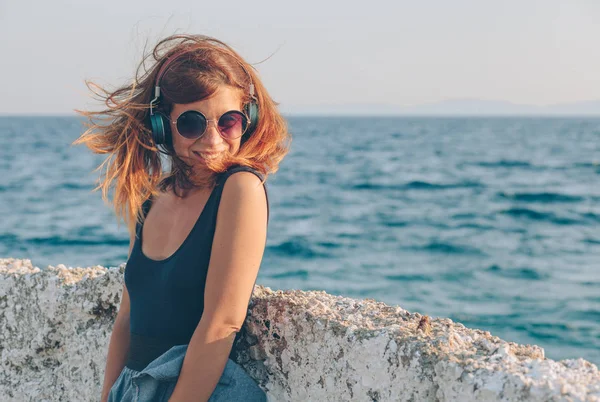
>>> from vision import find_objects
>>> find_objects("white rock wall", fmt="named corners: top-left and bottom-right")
top-left (0, 258), bottom-right (599, 401)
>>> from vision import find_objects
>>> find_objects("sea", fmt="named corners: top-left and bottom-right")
top-left (1, 115), bottom-right (599, 366)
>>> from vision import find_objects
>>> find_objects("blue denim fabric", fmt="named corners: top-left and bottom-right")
top-left (107, 344), bottom-right (267, 401)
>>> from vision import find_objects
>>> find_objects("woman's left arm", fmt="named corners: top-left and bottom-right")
top-left (169, 172), bottom-right (268, 402)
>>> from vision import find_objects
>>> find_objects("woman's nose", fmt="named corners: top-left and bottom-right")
top-left (199, 122), bottom-right (222, 144)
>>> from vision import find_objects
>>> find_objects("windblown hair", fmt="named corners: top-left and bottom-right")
top-left (73, 34), bottom-right (291, 238)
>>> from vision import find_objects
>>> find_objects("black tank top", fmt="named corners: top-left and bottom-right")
top-left (124, 165), bottom-right (270, 371)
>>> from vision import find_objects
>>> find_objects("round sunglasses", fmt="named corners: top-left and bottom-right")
top-left (171, 110), bottom-right (250, 140)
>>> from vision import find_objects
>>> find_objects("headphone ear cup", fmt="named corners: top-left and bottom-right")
top-left (244, 101), bottom-right (259, 137)
top-left (149, 113), bottom-right (172, 145)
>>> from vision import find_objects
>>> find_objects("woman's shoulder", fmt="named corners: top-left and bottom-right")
top-left (219, 170), bottom-right (265, 195)
top-left (218, 165), bottom-right (270, 221)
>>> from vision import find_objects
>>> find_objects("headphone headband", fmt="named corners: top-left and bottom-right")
top-left (150, 45), bottom-right (257, 116)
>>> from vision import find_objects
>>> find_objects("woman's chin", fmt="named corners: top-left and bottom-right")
top-left (192, 154), bottom-right (229, 172)
top-left (200, 151), bottom-right (228, 161)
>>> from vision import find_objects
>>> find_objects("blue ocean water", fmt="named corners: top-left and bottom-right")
top-left (1, 116), bottom-right (599, 365)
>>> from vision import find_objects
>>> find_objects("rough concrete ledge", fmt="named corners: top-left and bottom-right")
top-left (0, 258), bottom-right (598, 401)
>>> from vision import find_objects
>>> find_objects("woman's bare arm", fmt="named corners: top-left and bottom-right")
top-left (168, 172), bottom-right (268, 402)
top-left (99, 232), bottom-right (134, 402)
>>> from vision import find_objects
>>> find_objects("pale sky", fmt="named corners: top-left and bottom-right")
top-left (1, 0), bottom-right (599, 115)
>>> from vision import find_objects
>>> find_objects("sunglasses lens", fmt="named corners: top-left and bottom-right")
top-left (177, 111), bottom-right (206, 139)
top-left (218, 111), bottom-right (248, 139)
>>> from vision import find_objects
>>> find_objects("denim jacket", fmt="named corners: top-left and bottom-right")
top-left (108, 344), bottom-right (239, 402)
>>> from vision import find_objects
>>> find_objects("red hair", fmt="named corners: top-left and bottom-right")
top-left (73, 34), bottom-right (291, 237)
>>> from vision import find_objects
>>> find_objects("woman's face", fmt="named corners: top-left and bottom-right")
top-left (169, 85), bottom-right (244, 166)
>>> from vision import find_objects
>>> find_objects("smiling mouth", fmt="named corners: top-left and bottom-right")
top-left (194, 151), bottom-right (221, 159)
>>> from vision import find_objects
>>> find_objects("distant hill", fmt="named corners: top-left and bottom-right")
top-left (284, 99), bottom-right (600, 116)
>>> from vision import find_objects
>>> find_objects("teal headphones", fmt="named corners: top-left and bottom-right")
top-left (148, 46), bottom-right (259, 146)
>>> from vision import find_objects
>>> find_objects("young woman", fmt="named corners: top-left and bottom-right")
top-left (74, 34), bottom-right (290, 401)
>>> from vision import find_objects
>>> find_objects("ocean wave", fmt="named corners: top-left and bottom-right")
top-left (439, 269), bottom-right (476, 281)
top-left (497, 191), bottom-right (584, 203)
top-left (452, 222), bottom-right (496, 230)
top-left (573, 162), bottom-right (600, 169)
top-left (475, 160), bottom-right (533, 168)
top-left (381, 220), bottom-right (409, 228)
top-left (0, 233), bottom-right (19, 247)
top-left (499, 208), bottom-right (580, 225)
top-left (59, 182), bottom-right (95, 191)
top-left (384, 273), bottom-right (433, 282)
top-left (350, 180), bottom-right (484, 191)
top-left (411, 241), bottom-right (486, 256)
top-left (269, 269), bottom-right (310, 279)
top-left (583, 238), bottom-right (600, 245)
top-left (567, 309), bottom-right (600, 323)
top-left (581, 212), bottom-right (600, 223)
top-left (267, 237), bottom-right (333, 258)
top-left (519, 323), bottom-right (572, 342)
top-left (485, 264), bottom-right (549, 280)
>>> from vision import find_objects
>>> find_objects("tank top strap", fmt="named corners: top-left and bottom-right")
top-left (218, 165), bottom-right (265, 183)
top-left (135, 197), bottom-right (154, 236)
top-left (142, 197), bottom-right (153, 216)
top-left (216, 165), bottom-right (270, 223)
